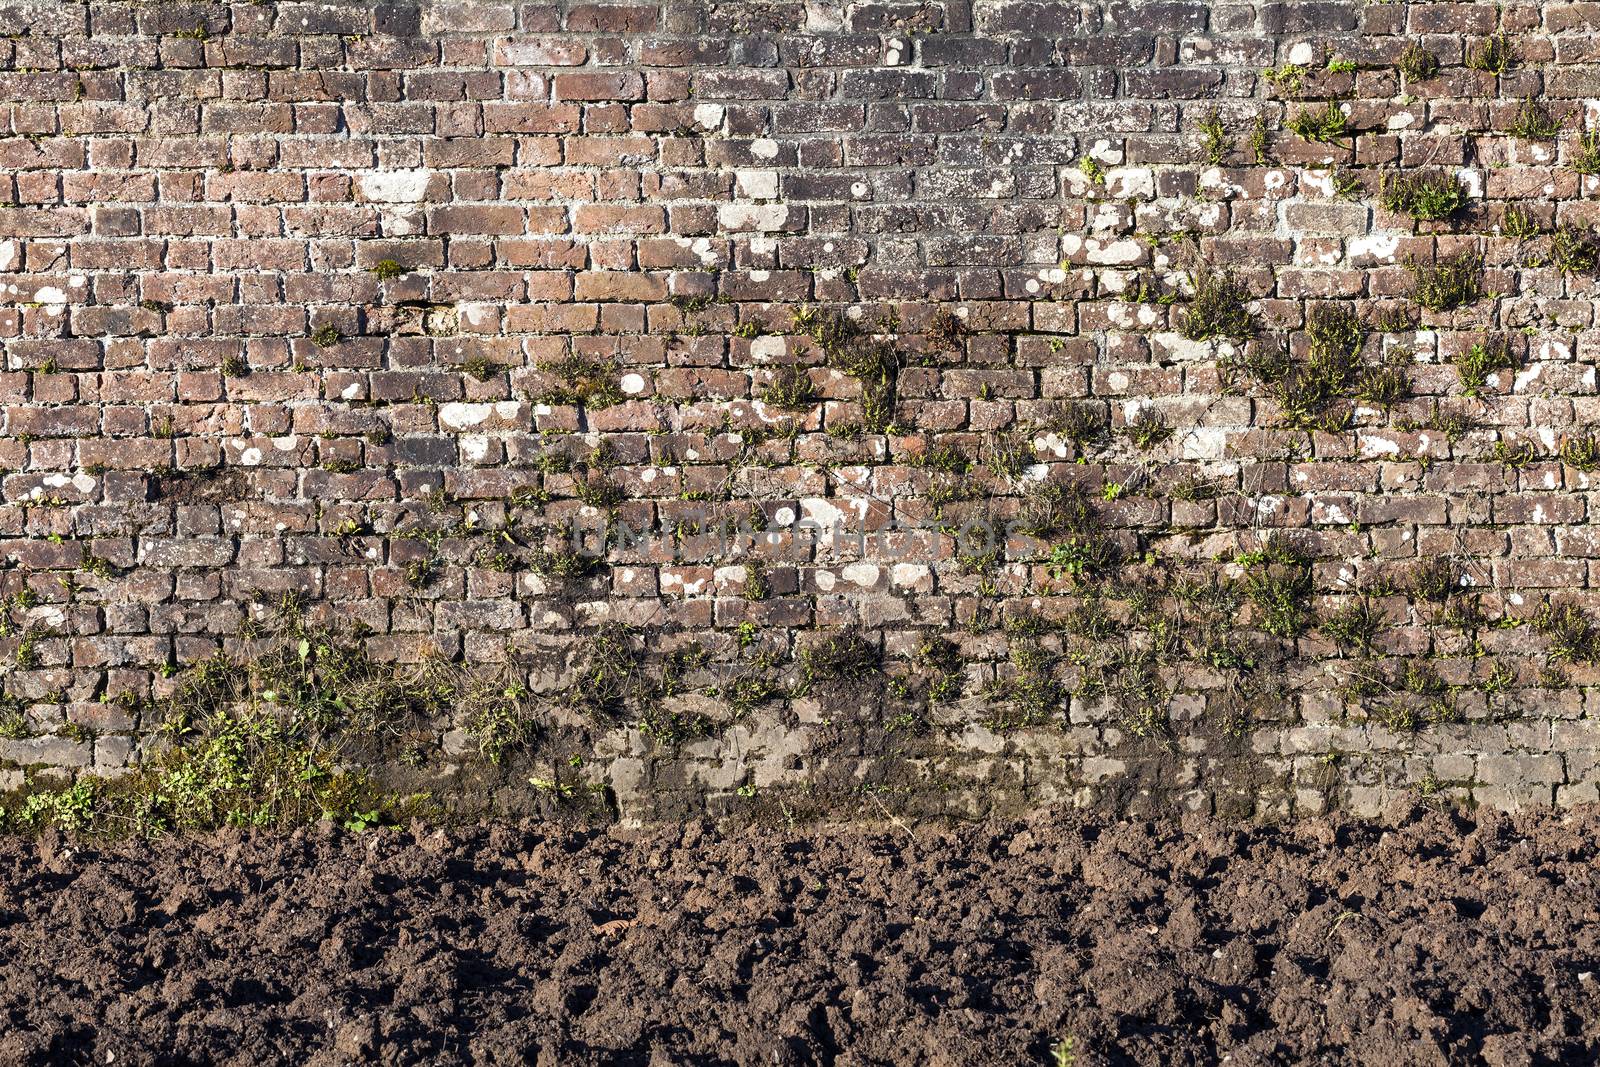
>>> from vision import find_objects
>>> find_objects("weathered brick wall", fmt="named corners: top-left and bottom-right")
top-left (5, 0), bottom-right (1600, 822)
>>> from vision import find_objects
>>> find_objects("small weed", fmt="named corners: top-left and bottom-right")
top-left (1239, 540), bottom-right (1316, 640)
top-left (1572, 129), bottom-right (1600, 175)
top-left (531, 355), bottom-right (624, 409)
top-left (220, 355), bottom-right (248, 377)
top-left (1354, 351), bottom-right (1411, 409)
top-left (1250, 115), bottom-right (1271, 165)
top-left (1330, 168), bottom-right (1364, 200)
top-left (1409, 558), bottom-right (1459, 604)
top-left (797, 627), bottom-right (881, 695)
top-left (1466, 32), bottom-right (1516, 76)
top-left (1287, 102), bottom-right (1348, 144)
top-left (1552, 224), bottom-right (1600, 273)
top-left (1452, 335), bottom-right (1516, 397)
top-left (1560, 433), bottom-right (1600, 472)
top-left (742, 560), bottom-right (770, 601)
top-left (927, 308), bottom-right (968, 350)
top-left (1263, 64), bottom-right (1307, 96)
top-left (1033, 401), bottom-right (1109, 453)
top-left (1180, 269), bottom-right (1255, 342)
top-left (1502, 204), bottom-right (1541, 239)
top-left (1170, 474), bottom-right (1223, 502)
top-left (1379, 169), bottom-right (1466, 222)
top-left (1199, 109), bottom-right (1228, 166)
top-left (1509, 95), bottom-right (1562, 139)
top-left (1126, 407), bottom-right (1172, 449)
top-left (759, 364), bottom-right (817, 409)
top-left (1398, 44), bottom-right (1439, 82)
top-left (1534, 601), bottom-right (1600, 663)
top-left (462, 353), bottom-right (497, 382)
top-left (310, 324), bottom-right (341, 348)
top-left (1407, 252), bottom-right (1483, 312)
top-left (467, 687), bottom-right (535, 765)
top-left (1399, 400), bottom-right (1475, 443)
top-left (1322, 599), bottom-right (1384, 656)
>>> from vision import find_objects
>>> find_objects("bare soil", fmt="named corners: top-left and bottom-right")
top-left (1, 804), bottom-right (1596, 1066)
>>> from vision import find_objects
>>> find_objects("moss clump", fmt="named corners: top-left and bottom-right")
top-left (371, 259), bottom-right (406, 281)
top-left (1407, 252), bottom-right (1483, 312)
top-left (1180, 269), bottom-right (1255, 342)
top-left (310, 324), bottom-right (342, 348)
top-left (1379, 170), bottom-right (1466, 222)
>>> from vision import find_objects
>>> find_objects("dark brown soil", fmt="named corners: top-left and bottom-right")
top-left (2, 804), bottom-right (1597, 1066)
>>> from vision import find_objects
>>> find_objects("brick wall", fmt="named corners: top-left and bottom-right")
top-left (4, 0), bottom-right (1600, 822)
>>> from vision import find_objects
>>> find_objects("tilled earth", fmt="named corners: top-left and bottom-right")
top-left (1, 804), bottom-right (1597, 1066)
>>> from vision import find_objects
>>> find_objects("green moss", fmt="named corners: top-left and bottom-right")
top-left (310, 324), bottom-right (342, 348)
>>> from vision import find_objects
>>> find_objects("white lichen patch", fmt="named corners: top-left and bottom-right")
top-left (357, 170), bottom-right (433, 203)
